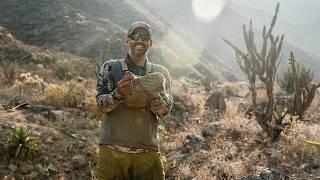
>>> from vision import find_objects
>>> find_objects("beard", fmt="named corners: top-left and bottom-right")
top-left (129, 42), bottom-right (148, 58)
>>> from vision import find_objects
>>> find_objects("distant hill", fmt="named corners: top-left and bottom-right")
top-left (0, 0), bottom-right (235, 80)
top-left (231, 2), bottom-right (320, 57)
top-left (143, 0), bottom-right (320, 80)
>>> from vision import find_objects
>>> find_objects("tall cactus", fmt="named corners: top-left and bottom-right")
top-left (223, 24), bottom-right (257, 106)
top-left (223, 3), bottom-right (285, 139)
top-left (287, 52), bottom-right (320, 118)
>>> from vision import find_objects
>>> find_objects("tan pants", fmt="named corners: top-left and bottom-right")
top-left (96, 145), bottom-right (165, 180)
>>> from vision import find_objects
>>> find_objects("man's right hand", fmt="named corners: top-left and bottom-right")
top-left (116, 75), bottom-right (133, 96)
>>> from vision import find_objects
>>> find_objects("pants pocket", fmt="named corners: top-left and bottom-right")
top-left (130, 151), bottom-right (165, 180)
top-left (96, 146), bottom-right (117, 180)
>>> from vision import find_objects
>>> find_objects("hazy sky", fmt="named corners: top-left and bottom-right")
top-left (230, 0), bottom-right (320, 22)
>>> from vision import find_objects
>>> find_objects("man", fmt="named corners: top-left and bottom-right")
top-left (96, 21), bottom-right (172, 179)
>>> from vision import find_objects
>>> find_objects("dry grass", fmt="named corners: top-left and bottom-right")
top-left (1, 66), bottom-right (319, 179)
top-left (279, 121), bottom-right (320, 172)
top-left (42, 80), bottom-right (86, 107)
top-left (162, 80), bottom-right (320, 179)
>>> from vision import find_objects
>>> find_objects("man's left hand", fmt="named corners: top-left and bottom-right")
top-left (147, 93), bottom-right (160, 101)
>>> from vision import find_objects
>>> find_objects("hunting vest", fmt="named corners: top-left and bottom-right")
top-left (99, 58), bottom-right (163, 151)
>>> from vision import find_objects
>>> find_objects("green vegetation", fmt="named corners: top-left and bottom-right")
top-left (1, 127), bottom-right (39, 160)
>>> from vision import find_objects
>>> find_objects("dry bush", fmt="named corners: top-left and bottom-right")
top-left (41, 80), bottom-right (101, 120)
top-left (45, 129), bottom-right (61, 141)
top-left (83, 90), bottom-right (101, 119)
top-left (280, 121), bottom-right (320, 168)
top-left (305, 94), bottom-right (320, 114)
top-left (0, 60), bottom-right (18, 84)
top-left (224, 84), bottom-right (242, 98)
top-left (43, 80), bottom-right (86, 108)
top-left (75, 117), bottom-right (99, 130)
top-left (55, 65), bottom-right (68, 80)
top-left (0, 68), bottom-right (4, 86)
top-left (178, 164), bottom-right (192, 179)
top-left (18, 72), bottom-right (44, 85)
top-left (176, 77), bottom-right (202, 92)
top-left (31, 114), bottom-right (48, 126)
top-left (194, 166), bottom-right (211, 180)
top-left (202, 160), bottom-right (248, 179)
top-left (0, 73), bottom-right (45, 104)
top-left (201, 75), bottom-right (218, 92)
top-left (224, 100), bottom-right (238, 116)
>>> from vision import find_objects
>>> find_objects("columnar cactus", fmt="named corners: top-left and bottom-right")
top-left (223, 3), bottom-right (285, 139)
top-left (287, 52), bottom-right (320, 118)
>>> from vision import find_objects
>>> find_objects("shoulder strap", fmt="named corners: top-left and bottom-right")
top-left (146, 61), bottom-right (153, 73)
top-left (119, 59), bottom-right (128, 71)
top-left (109, 59), bottom-right (124, 84)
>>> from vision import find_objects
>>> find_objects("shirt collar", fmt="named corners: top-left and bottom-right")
top-left (125, 54), bottom-right (148, 68)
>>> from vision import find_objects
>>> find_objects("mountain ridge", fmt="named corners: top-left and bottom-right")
top-left (0, 0), bottom-right (235, 80)
top-left (143, 0), bottom-right (320, 80)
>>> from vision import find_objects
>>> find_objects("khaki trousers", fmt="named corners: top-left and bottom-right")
top-left (96, 145), bottom-right (165, 180)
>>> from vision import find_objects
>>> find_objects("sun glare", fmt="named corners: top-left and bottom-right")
top-left (192, 0), bottom-right (226, 23)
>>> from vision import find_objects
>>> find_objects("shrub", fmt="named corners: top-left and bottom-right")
top-left (194, 63), bottom-right (218, 92)
top-left (43, 80), bottom-right (86, 108)
top-left (84, 91), bottom-right (101, 119)
top-left (55, 63), bottom-right (70, 80)
top-left (0, 140), bottom-right (5, 153)
top-left (201, 75), bottom-right (218, 92)
top-left (0, 60), bottom-right (18, 84)
top-left (2, 127), bottom-right (39, 160)
top-left (278, 65), bottom-right (313, 94)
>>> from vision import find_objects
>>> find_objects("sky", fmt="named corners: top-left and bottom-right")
top-left (230, 0), bottom-right (320, 23)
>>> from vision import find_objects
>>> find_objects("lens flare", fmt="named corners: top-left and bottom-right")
top-left (192, 0), bottom-right (226, 23)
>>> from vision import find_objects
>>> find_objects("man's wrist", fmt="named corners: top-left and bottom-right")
top-left (112, 88), bottom-right (124, 101)
top-left (147, 93), bottom-right (161, 100)
top-left (150, 96), bottom-right (163, 107)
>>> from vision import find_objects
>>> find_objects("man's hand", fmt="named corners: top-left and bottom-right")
top-left (117, 75), bottom-right (133, 96)
top-left (147, 93), bottom-right (161, 101)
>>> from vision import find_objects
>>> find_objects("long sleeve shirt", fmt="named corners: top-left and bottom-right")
top-left (96, 55), bottom-right (173, 118)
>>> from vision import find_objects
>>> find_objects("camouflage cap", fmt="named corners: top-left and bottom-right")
top-left (127, 21), bottom-right (152, 39)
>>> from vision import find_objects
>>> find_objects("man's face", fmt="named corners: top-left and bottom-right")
top-left (126, 27), bottom-right (152, 59)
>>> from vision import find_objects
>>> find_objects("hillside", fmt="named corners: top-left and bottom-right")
top-left (143, 0), bottom-right (320, 80)
top-left (0, 0), bottom-right (234, 80)
top-left (1, 1), bottom-right (320, 180)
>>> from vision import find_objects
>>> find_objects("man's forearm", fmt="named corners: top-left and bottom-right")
top-left (150, 92), bottom-right (172, 118)
top-left (96, 89), bottom-right (124, 113)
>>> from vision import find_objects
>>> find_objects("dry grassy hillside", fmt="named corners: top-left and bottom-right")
top-left (0, 0), bottom-right (235, 79)
top-left (0, 2), bottom-right (320, 180)
top-left (0, 30), bottom-right (320, 179)
top-left (1, 71), bottom-right (320, 179)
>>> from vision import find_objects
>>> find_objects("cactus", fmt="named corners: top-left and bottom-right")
top-left (223, 3), bottom-right (286, 140)
top-left (285, 52), bottom-right (320, 118)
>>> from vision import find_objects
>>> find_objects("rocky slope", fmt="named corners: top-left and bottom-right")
top-left (1, 1), bottom-right (320, 179)
top-left (0, 0), bottom-right (234, 79)
top-left (1, 78), bottom-right (320, 179)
